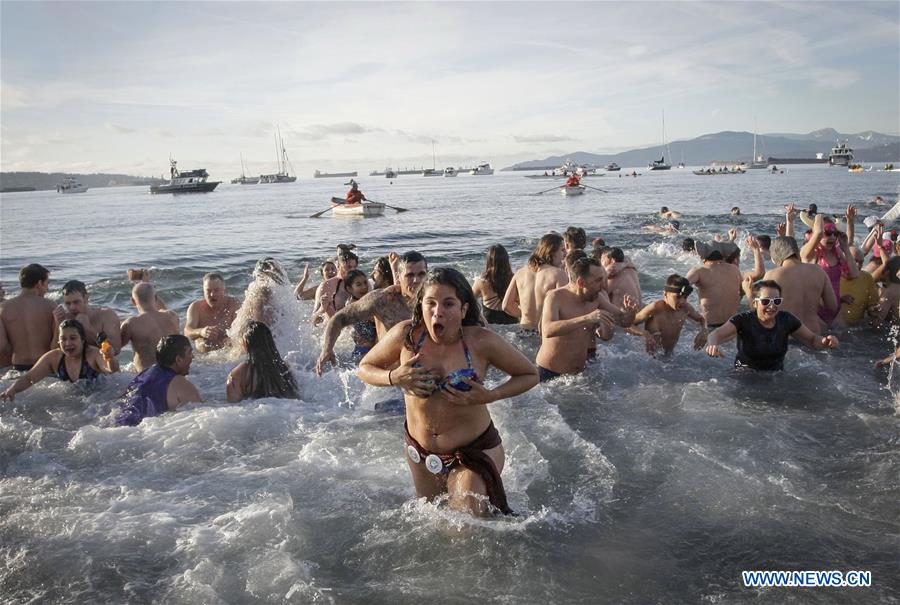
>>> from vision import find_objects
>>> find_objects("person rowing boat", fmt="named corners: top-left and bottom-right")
top-left (344, 180), bottom-right (367, 206)
top-left (564, 173), bottom-right (581, 188)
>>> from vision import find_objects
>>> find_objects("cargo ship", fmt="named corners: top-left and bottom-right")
top-left (314, 170), bottom-right (358, 178)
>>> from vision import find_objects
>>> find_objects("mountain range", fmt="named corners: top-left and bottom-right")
top-left (0, 172), bottom-right (164, 192)
top-left (504, 128), bottom-right (900, 170)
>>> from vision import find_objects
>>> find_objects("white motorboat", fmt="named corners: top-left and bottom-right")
top-left (829, 141), bottom-right (854, 167)
top-left (330, 197), bottom-right (385, 217)
top-left (422, 168), bottom-right (442, 177)
top-left (443, 167), bottom-right (458, 177)
top-left (561, 185), bottom-right (585, 196)
top-left (605, 163), bottom-right (621, 171)
top-left (57, 176), bottom-right (88, 194)
top-left (469, 163), bottom-right (494, 175)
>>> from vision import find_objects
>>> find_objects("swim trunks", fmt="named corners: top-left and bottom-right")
top-left (404, 420), bottom-right (513, 515)
top-left (13, 364), bottom-right (33, 372)
top-left (538, 365), bottom-right (562, 383)
top-left (116, 364), bottom-right (177, 426)
top-left (482, 305), bottom-right (518, 325)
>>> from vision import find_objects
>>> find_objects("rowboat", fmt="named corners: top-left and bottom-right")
top-left (561, 185), bottom-right (585, 196)
top-left (330, 197), bottom-right (385, 217)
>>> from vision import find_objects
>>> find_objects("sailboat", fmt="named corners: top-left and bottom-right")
top-left (259, 128), bottom-right (297, 183)
top-left (423, 140), bottom-right (441, 176)
top-left (231, 153), bottom-right (259, 184)
top-left (648, 111), bottom-right (672, 170)
top-left (747, 123), bottom-right (767, 169)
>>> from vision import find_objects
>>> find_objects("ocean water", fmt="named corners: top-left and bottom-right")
top-left (1, 166), bottom-right (899, 604)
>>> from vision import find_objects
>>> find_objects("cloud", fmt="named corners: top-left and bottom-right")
top-left (105, 122), bottom-right (136, 134)
top-left (513, 134), bottom-right (577, 143)
top-left (627, 45), bottom-right (647, 58)
top-left (810, 68), bottom-right (859, 90)
top-left (294, 122), bottom-right (374, 141)
top-left (0, 81), bottom-right (28, 109)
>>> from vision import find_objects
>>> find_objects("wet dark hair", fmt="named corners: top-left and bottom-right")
top-left (608, 247), bottom-right (625, 263)
top-left (571, 256), bottom-right (600, 282)
top-left (808, 203), bottom-right (818, 215)
top-left (725, 248), bottom-right (741, 264)
top-left (565, 249), bottom-right (588, 272)
top-left (660, 206), bottom-right (669, 213)
top-left (370, 256), bottom-right (392, 282)
top-left (19, 263), bottom-right (49, 288)
top-left (885, 256), bottom-right (900, 285)
top-left (682, 237), bottom-right (695, 252)
top-left (59, 319), bottom-right (88, 359)
top-left (481, 244), bottom-right (513, 301)
top-left (528, 233), bottom-right (564, 271)
top-left (157, 334), bottom-right (191, 367)
top-left (404, 267), bottom-right (482, 351)
top-left (319, 260), bottom-right (336, 278)
top-left (242, 321), bottom-right (299, 399)
top-left (337, 244), bottom-right (359, 265)
top-left (591, 245), bottom-right (611, 261)
top-left (399, 250), bottom-right (427, 267)
top-left (564, 226), bottom-right (587, 250)
top-left (670, 220), bottom-right (681, 231)
top-left (751, 279), bottom-right (782, 298)
top-left (343, 269), bottom-right (369, 298)
top-left (666, 274), bottom-right (689, 288)
top-left (755, 235), bottom-right (771, 250)
top-left (62, 279), bottom-right (88, 298)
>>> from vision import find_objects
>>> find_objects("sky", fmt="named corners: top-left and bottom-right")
top-left (1, 1), bottom-right (898, 177)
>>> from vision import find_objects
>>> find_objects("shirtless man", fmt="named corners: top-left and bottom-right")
top-left (755, 236), bottom-right (837, 333)
top-left (184, 273), bottom-right (241, 352)
top-left (53, 280), bottom-right (122, 353)
top-left (535, 257), bottom-right (618, 381)
top-left (315, 251), bottom-right (428, 374)
top-left (629, 275), bottom-right (708, 356)
top-left (502, 233), bottom-right (567, 331)
top-left (0, 264), bottom-right (57, 370)
top-left (687, 243), bottom-right (743, 328)
top-left (121, 283), bottom-right (180, 371)
top-left (601, 247), bottom-right (642, 307)
top-left (659, 206), bottom-right (682, 219)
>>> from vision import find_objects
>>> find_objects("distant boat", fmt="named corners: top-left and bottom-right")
top-left (57, 176), bottom-right (88, 194)
top-left (848, 164), bottom-right (865, 173)
top-left (259, 128), bottom-right (296, 183)
top-left (443, 167), bottom-right (458, 177)
top-left (829, 141), bottom-right (853, 167)
top-left (648, 111), bottom-right (672, 170)
top-left (314, 169), bottom-right (358, 178)
top-left (231, 153), bottom-right (259, 185)
top-left (384, 168), bottom-right (397, 179)
top-left (470, 162), bottom-right (494, 175)
top-left (150, 158), bottom-right (220, 194)
top-left (604, 163), bottom-right (621, 171)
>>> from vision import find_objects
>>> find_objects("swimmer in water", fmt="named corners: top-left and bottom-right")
top-left (629, 275), bottom-right (707, 356)
top-left (357, 267), bottom-right (538, 516)
top-left (1, 319), bottom-right (119, 401)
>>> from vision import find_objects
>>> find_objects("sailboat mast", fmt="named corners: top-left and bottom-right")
top-left (662, 110), bottom-right (672, 162)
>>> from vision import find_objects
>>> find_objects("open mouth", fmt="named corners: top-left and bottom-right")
top-left (432, 322), bottom-right (446, 338)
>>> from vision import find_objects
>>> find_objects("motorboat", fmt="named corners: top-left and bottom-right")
top-left (150, 158), bottom-right (220, 194)
top-left (829, 141), bottom-right (854, 167)
top-left (443, 167), bottom-right (458, 177)
top-left (469, 163), bottom-right (494, 176)
top-left (848, 164), bottom-right (865, 173)
top-left (604, 163), bottom-right (621, 171)
top-left (57, 176), bottom-right (88, 194)
top-left (422, 168), bottom-right (442, 177)
top-left (561, 185), bottom-right (585, 196)
top-left (330, 197), bottom-right (385, 217)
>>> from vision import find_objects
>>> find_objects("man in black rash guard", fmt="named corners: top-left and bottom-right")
top-left (704, 280), bottom-right (839, 371)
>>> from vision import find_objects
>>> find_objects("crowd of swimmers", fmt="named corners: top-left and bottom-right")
top-left (1, 196), bottom-right (898, 516)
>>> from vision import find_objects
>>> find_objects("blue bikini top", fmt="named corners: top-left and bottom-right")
top-left (57, 355), bottom-right (99, 383)
top-left (414, 328), bottom-right (479, 392)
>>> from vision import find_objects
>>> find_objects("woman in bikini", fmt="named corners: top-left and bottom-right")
top-left (1, 319), bottom-right (119, 401)
top-left (800, 210), bottom-right (859, 327)
top-left (358, 268), bottom-right (538, 516)
top-left (473, 244), bottom-right (518, 325)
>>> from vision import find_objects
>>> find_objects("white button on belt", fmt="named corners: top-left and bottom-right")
top-left (407, 445), bottom-right (421, 464)
top-left (425, 454), bottom-right (444, 474)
